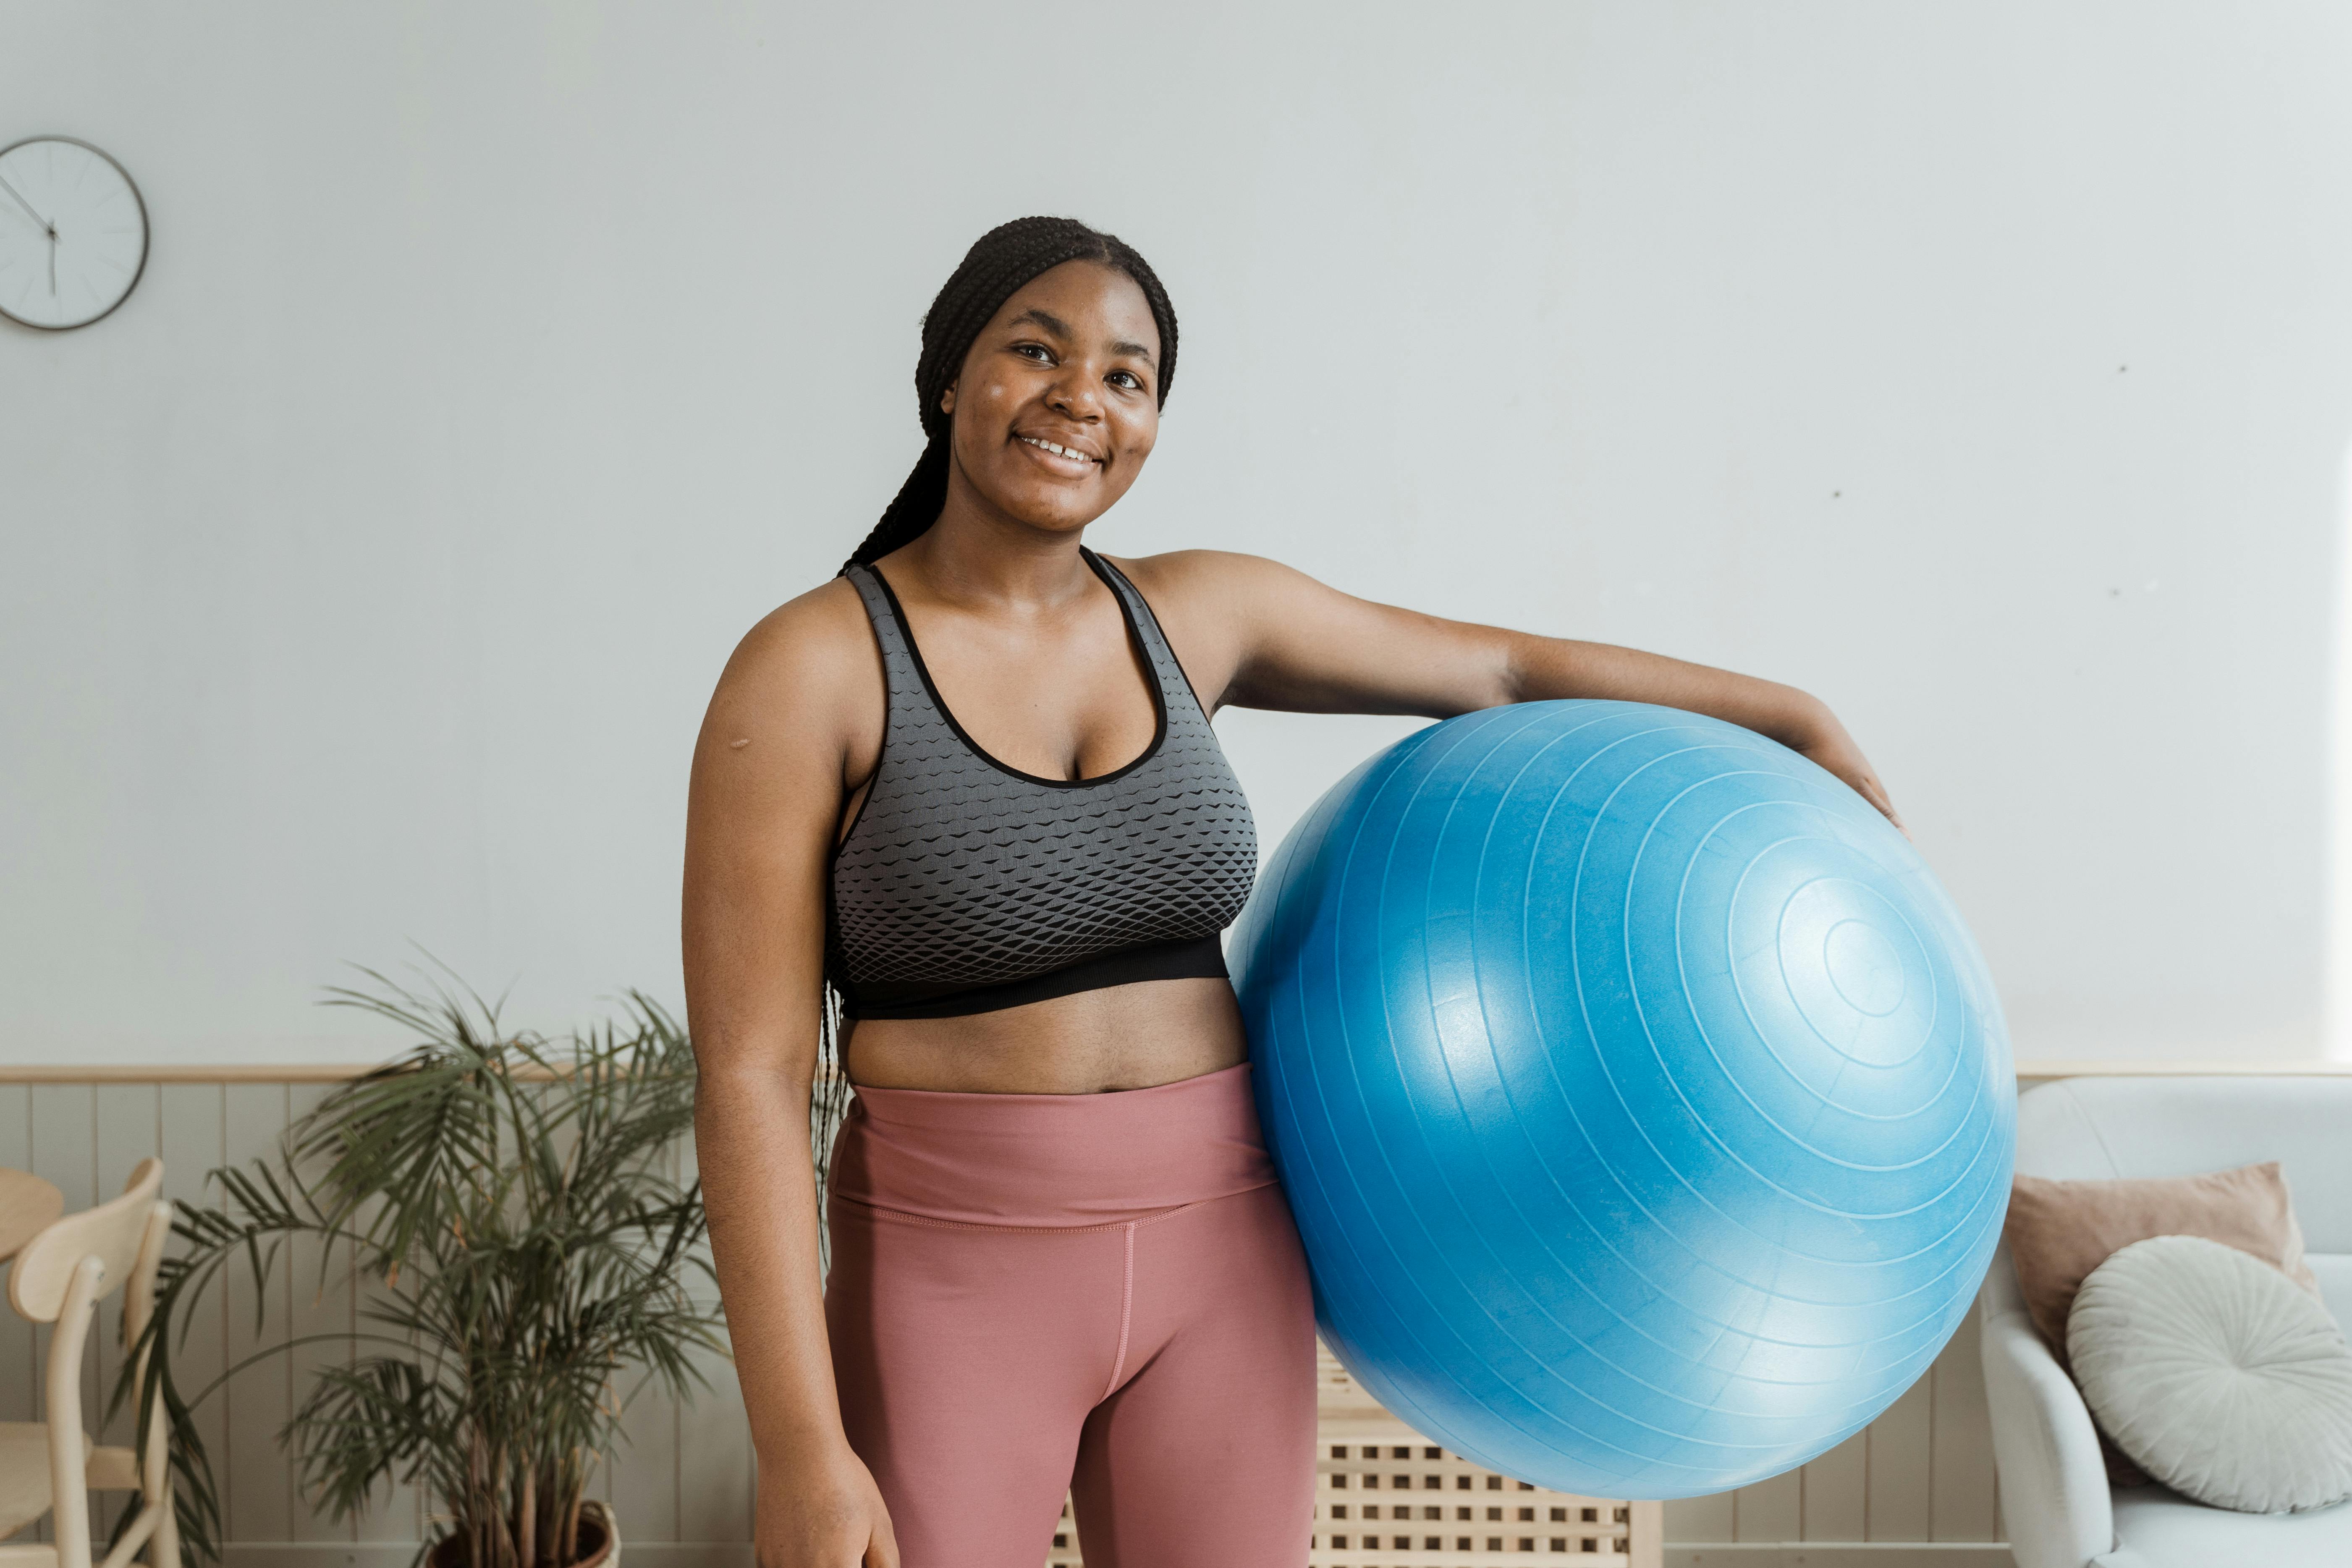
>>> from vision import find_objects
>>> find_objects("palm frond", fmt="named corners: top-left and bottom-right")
top-left (144, 968), bottom-right (723, 1568)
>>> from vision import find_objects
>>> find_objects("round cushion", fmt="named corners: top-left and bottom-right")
top-left (2068, 1234), bottom-right (2352, 1513)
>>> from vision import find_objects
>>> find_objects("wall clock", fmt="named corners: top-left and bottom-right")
top-left (0, 136), bottom-right (148, 330)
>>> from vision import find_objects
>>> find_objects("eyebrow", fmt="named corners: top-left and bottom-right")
top-left (1009, 308), bottom-right (1071, 337)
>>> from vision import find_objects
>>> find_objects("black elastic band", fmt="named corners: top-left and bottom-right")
top-left (843, 935), bottom-right (1229, 1021)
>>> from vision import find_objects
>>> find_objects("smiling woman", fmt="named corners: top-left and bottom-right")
top-left (937, 276), bottom-right (1161, 518)
top-left (848, 217), bottom-right (1179, 572)
top-left (679, 215), bottom-right (1907, 1568)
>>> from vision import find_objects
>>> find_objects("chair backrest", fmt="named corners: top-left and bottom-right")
top-left (2013, 1074), bottom-right (2352, 1326)
top-left (8, 1156), bottom-right (165, 1323)
top-left (3, 1159), bottom-right (177, 1568)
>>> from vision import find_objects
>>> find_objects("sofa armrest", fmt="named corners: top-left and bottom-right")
top-left (1980, 1256), bottom-right (2115, 1568)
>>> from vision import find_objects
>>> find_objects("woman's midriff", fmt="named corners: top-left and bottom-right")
top-left (827, 1057), bottom-right (1277, 1226)
top-left (840, 973), bottom-right (1247, 1094)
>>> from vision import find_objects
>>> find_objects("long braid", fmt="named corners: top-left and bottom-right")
top-left (809, 219), bottom-right (1181, 1266)
top-left (838, 216), bottom-right (1180, 572)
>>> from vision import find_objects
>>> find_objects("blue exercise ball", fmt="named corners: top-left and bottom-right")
top-left (1231, 700), bottom-right (2014, 1499)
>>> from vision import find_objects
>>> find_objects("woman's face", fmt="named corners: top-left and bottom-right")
top-left (941, 260), bottom-right (1162, 535)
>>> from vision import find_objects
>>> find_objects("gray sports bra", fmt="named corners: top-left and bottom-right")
top-left (828, 549), bottom-right (1258, 1019)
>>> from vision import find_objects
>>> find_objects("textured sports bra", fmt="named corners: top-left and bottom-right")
top-left (828, 549), bottom-right (1258, 1019)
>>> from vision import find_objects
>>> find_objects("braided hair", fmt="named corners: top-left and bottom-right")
top-left (839, 216), bottom-right (1179, 573)
top-left (807, 220), bottom-right (1179, 1261)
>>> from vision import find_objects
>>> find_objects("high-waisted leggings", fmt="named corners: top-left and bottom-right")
top-left (823, 1061), bottom-right (1316, 1568)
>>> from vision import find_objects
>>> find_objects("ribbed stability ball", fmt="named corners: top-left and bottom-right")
top-left (1231, 700), bottom-right (2014, 1499)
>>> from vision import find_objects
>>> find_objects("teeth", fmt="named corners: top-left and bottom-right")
top-left (1022, 436), bottom-right (1095, 463)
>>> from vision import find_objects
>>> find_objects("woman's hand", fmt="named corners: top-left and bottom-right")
top-left (757, 1444), bottom-right (899, 1568)
top-left (1791, 704), bottom-right (1908, 839)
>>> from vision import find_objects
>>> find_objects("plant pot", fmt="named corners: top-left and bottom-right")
top-left (577, 1500), bottom-right (619, 1568)
top-left (427, 1499), bottom-right (619, 1568)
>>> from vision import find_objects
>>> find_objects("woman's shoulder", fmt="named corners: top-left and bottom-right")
top-left (688, 576), bottom-right (882, 859)
top-left (706, 575), bottom-right (880, 730)
top-left (1095, 550), bottom-right (1332, 707)
top-left (1099, 547), bottom-right (1303, 603)
top-left (1099, 548), bottom-right (1332, 628)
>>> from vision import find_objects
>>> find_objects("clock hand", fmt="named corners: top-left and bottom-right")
top-left (0, 171), bottom-right (50, 233)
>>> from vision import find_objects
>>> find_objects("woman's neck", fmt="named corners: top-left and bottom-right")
top-left (894, 490), bottom-right (1095, 614)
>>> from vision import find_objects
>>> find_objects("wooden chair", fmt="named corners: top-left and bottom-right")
top-left (0, 1159), bottom-right (178, 1568)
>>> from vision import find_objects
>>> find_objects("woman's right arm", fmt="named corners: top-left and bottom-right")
top-left (682, 584), bottom-right (895, 1568)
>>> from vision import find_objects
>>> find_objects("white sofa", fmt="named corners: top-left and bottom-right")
top-left (1981, 1074), bottom-right (2352, 1568)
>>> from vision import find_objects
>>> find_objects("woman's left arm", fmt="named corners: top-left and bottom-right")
top-left (1150, 551), bottom-right (1906, 834)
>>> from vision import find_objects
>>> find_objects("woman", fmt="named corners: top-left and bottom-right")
top-left (682, 217), bottom-right (1903, 1568)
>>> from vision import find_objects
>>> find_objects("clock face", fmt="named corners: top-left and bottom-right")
top-left (0, 137), bottom-right (148, 330)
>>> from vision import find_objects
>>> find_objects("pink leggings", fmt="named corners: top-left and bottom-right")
top-left (824, 1061), bottom-right (1316, 1568)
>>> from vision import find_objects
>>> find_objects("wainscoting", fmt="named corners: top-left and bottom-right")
top-left (0, 1076), bottom-right (748, 1565)
top-left (0, 1068), bottom-right (2076, 1567)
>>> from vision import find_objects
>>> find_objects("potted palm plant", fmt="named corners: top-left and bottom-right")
top-left (126, 971), bottom-right (723, 1568)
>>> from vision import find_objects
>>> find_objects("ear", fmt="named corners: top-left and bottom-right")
top-left (940, 382), bottom-right (957, 417)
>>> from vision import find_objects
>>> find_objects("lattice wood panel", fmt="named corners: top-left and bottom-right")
top-left (1043, 1345), bottom-right (1663, 1568)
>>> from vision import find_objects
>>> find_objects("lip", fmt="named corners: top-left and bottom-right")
top-left (1011, 431), bottom-right (1105, 477)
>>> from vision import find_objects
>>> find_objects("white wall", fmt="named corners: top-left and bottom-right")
top-left (5, 2), bottom-right (2351, 1065)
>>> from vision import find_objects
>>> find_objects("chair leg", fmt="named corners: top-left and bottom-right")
top-left (46, 1261), bottom-right (104, 1568)
top-left (149, 1482), bottom-right (179, 1568)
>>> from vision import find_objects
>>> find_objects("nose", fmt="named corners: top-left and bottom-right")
top-left (1045, 363), bottom-right (1102, 421)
